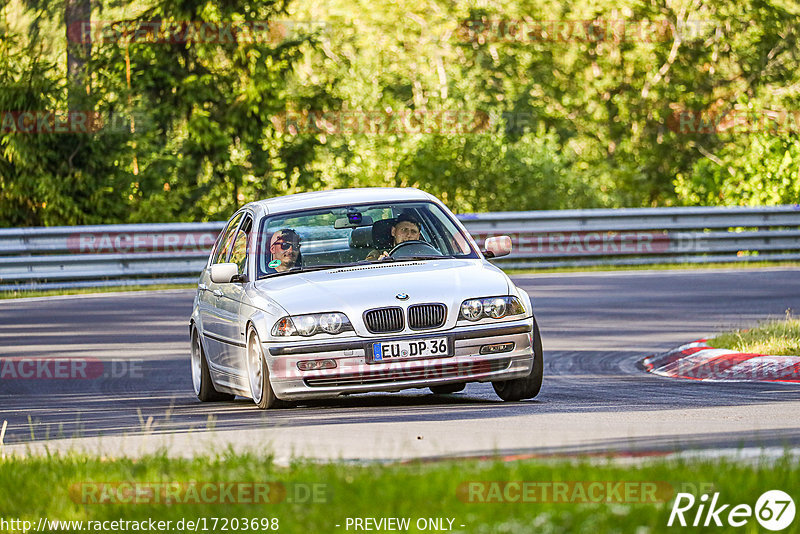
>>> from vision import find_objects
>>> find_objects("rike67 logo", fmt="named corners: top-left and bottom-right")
top-left (668, 490), bottom-right (795, 530)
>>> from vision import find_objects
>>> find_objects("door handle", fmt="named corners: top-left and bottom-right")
top-left (212, 290), bottom-right (224, 298)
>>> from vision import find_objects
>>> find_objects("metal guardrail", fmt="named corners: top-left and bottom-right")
top-left (464, 205), bottom-right (800, 269)
top-left (1, 205), bottom-right (799, 290)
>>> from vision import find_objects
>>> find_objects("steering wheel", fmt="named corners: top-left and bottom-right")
top-left (388, 240), bottom-right (442, 258)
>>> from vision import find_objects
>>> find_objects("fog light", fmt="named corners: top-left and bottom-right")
top-left (297, 359), bottom-right (337, 371)
top-left (479, 342), bottom-right (514, 355)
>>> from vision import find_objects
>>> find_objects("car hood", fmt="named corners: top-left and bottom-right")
top-left (251, 259), bottom-right (510, 318)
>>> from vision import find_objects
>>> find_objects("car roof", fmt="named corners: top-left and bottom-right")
top-left (245, 187), bottom-right (436, 216)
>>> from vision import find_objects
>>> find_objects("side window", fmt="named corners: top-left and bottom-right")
top-left (228, 216), bottom-right (252, 274)
top-left (211, 212), bottom-right (243, 265)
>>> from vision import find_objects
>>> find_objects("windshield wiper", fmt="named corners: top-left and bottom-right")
top-left (258, 264), bottom-right (344, 279)
top-left (259, 257), bottom-right (456, 279)
top-left (358, 255), bottom-right (452, 264)
top-left (385, 255), bottom-right (452, 261)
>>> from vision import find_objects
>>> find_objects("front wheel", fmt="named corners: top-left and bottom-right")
top-left (492, 319), bottom-right (543, 402)
top-left (246, 328), bottom-right (283, 409)
top-left (191, 328), bottom-right (234, 402)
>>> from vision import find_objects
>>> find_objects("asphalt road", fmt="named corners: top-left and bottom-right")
top-left (1, 268), bottom-right (799, 461)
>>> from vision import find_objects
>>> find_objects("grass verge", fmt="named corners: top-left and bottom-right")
top-left (0, 284), bottom-right (195, 300)
top-left (1, 262), bottom-right (798, 300)
top-left (0, 452), bottom-right (797, 533)
top-left (504, 260), bottom-right (800, 275)
top-left (709, 313), bottom-right (800, 356)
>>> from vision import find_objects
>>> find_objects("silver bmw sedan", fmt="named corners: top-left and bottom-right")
top-left (190, 187), bottom-right (543, 409)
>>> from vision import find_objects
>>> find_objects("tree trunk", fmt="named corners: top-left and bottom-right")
top-left (66, 0), bottom-right (92, 108)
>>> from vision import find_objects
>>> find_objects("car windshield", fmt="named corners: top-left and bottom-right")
top-left (256, 201), bottom-right (478, 279)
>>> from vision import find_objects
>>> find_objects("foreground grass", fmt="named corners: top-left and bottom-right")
top-left (709, 314), bottom-right (800, 356)
top-left (0, 452), bottom-right (798, 533)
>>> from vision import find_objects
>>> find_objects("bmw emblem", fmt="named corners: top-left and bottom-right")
top-left (396, 293), bottom-right (409, 300)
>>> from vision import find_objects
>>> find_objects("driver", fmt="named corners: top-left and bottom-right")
top-left (267, 229), bottom-right (301, 272)
top-left (366, 213), bottom-right (421, 260)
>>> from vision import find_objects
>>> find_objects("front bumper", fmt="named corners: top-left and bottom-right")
top-left (264, 319), bottom-right (534, 400)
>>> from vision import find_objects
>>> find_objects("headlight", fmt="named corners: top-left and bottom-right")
top-left (294, 315), bottom-right (317, 336)
top-left (460, 299), bottom-right (483, 321)
top-left (271, 312), bottom-right (354, 337)
top-left (318, 312), bottom-right (345, 334)
top-left (459, 296), bottom-right (525, 321)
top-left (485, 297), bottom-right (507, 318)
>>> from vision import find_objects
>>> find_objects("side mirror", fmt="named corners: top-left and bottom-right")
top-left (483, 236), bottom-right (512, 258)
top-left (210, 263), bottom-right (239, 284)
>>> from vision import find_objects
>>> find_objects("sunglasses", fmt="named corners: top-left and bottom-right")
top-left (273, 241), bottom-right (299, 251)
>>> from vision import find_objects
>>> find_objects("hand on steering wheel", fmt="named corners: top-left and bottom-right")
top-left (387, 240), bottom-right (441, 258)
top-left (388, 240), bottom-right (428, 255)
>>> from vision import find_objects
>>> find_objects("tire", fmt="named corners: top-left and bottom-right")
top-left (430, 383), bottom-right (466, 394)
top-left (246, 328), bottom-right (283, 409)
top-left (191, 328), bottom-right (235, 402)
top-left (492, 318), bottom-right (543, 402)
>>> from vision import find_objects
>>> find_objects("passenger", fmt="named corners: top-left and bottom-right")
top-left (366, 213), bottom-right (422, 260)
top-left (267, 229), bottom-right (301, 272)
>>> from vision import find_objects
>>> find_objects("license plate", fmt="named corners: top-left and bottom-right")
top-left (371, 337), bottom-right (449, 362)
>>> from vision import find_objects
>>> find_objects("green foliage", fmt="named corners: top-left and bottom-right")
top-left (286, 0), bottom-right (800, 211)
top-left (675, 132), bottom-right (800, 205)
top-left (1, 0), bottom-right (800, 226)
top-left (2, 451), bottom-right (800, 533)
top-left (0, 35), bottom-right (131, 225)
top-left (393, 129), bottom-right (600, 212)
top-left (1, 0), bottom-right (328, 225)
top-left (84, 0), bottom-right (331, 222)
top-left (709, 311), bottom-right (800, 356)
